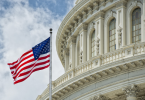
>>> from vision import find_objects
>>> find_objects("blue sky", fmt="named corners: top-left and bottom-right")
top-left (0, 0), bottom-right (73, 16)
top-left (0, 0), bottom-right (75, 100)
top-left (29, 0), bottom-right (68, 15)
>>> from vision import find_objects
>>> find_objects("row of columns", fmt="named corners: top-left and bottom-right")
top-left (89, 84), bottom-right (140, 100)
top-left (63, 0), bottom-right (145, 72)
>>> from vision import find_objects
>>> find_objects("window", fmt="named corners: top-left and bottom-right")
top-left (91, 31), bottom-right (95, 57)
top-left (132, 8), bottom-right (141, 43)
top-left (109, 19), bottom-right (116, 52)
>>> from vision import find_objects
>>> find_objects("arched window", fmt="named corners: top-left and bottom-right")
top-left (132, 8), bottom-right (141, 43)
top-left (109, 19), bottom-right (116, 52)
top-left (91, 31), bottom-right (95, 57)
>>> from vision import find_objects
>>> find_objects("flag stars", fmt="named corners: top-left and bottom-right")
top-left (32, 38), bottom-right (50, 60)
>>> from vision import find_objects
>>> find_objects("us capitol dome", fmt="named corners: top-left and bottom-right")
top-left (37, 0), bottom-right (145, 100)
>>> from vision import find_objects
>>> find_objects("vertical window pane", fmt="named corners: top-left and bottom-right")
top-left (132, 8), bottom-right (141, 43)
top-left (109, 18), bottom-right (116, 52)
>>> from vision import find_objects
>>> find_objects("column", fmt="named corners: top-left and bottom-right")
top-left (122, 84), bottom-right (140, 100)
top-left (87, 23), bottom-right (94, 60)
top-left (116, 0), bottom-right (127, 49)
top-left (142, 0), bottom-right (145, 42)
top-left (68, 36), bottom-right (76, 69)
top-left (63, 48), bottom-right (69, 71)
top-left (79, 23), bottom-right (88, 63)
top-left (75, 35), bottom-right (80, 67)
top-left (94, 11), bottom-right (104, 55)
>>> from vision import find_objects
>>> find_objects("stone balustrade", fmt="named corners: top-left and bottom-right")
top-left (102, 42), bottom-right (145, 65)
top-left (46, 42), bottom-right (145, 90)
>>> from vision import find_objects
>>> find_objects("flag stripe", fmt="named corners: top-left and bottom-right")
top-left (14, 63), bottom-right (50, 82)
top-left (10, 53), bottom-right (34, 70)
top-left (12, 53), bottom-right (50, 83)
top-left (8, 50), bottom-right (32, 66)
top-left (8, 37), bottom-right (50, 84)
top-left (13, 58), bottom-right (50, 80)
top-left (13, 54), bottom-right (50, 78)
top-left (16, 62), bottom-right (50, 79)
top-left (14, 64), bottom-right (49, 84)
top-left (13, 53), bottom-right (50, 76)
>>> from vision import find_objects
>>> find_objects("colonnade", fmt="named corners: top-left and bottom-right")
top-left (62, 0), bottom-right (145, 72)
top-left (89, 84), bottom-right (140, 100)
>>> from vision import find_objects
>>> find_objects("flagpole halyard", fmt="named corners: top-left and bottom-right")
top-left (49, 28), bottom-right (52, 100)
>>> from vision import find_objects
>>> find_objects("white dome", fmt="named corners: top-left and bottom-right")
top-left (37, 0), bottom-right (145, 100)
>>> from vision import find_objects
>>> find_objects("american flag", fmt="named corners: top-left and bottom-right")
top-left (8, 37), bottom-right (50, 84)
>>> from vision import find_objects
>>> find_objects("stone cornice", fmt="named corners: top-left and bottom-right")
top-left (66, 36), bottom-right (76, 48)
top-left (42, 68), bottom-right (145, 100)
top-left (78, 23), bottom-right (88, 32)
top-left (115, 0), bottom-right (127, 10)
top-left (39, 53), bottom-right (145, 100)
top-left (94, 11), bottom-right (105, 21)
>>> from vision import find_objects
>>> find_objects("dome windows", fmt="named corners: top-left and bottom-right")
top-left (109, 19), bottom-right (116, 52)
top-left (132, 8), bottom-right (141, 43)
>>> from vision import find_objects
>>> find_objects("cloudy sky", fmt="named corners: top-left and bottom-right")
top-left (0, 0), bottom-right (75, 100)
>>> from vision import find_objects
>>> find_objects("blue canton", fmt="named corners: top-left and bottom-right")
top-left (32, 37), bottom-right (50, 60)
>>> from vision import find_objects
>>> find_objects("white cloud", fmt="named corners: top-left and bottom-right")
top-left (65, 0), bottom-right (76, 14)
top-left (0, 0), bottom-right (73, 100)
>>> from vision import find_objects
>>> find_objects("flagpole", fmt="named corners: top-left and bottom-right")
top-left (49, 28), bottom-right (52, 100)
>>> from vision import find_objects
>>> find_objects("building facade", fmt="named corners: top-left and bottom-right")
top-left (37, 0), bottom-right (145, 100)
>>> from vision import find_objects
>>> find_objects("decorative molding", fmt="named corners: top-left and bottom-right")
top-left (122, 84), bottom-right (140, 97)
top-left (131, 0), bottom-right (143, 7)
top-left (89, 94), bottom-right (111, 100)
top-left (100, 0), bottom-right (106, 6)
top-left (117, 26), bottom-right (122, 48)
top-left (63, 48), bottom-right (69, 56)
top-left (69, 24), bottom-right (74, 33)
top-left (67, 36), bottom-right (76, 45)
top-left (87, 5), bottom-right (93, 15)
top-left (82, 10), bottom-right (87, 20)
top-left (73, 19), bottom-right (78, 29)
top-left (96, 37), bottom-right (100, 55)
top-left (116, 0), bottom-right (127, 9)
top-left (82, 23), bottom-right (88, 31)
top-left (77, 14), bottom-right (82, 25)
top-left (93, 1), bottom-right (99, 11)
top-left (95, 11), bottom-right (105, 20)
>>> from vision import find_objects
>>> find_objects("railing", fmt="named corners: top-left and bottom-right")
top-left (75, 61), bottom-right (93, 75)
top-left (41, 42), bottom-right (145, 97)
top-left (52, 68), bottom-right (74, 88)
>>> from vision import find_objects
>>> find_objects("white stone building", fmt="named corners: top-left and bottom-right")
top-left (37, 0), bottom-right (145, 100)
